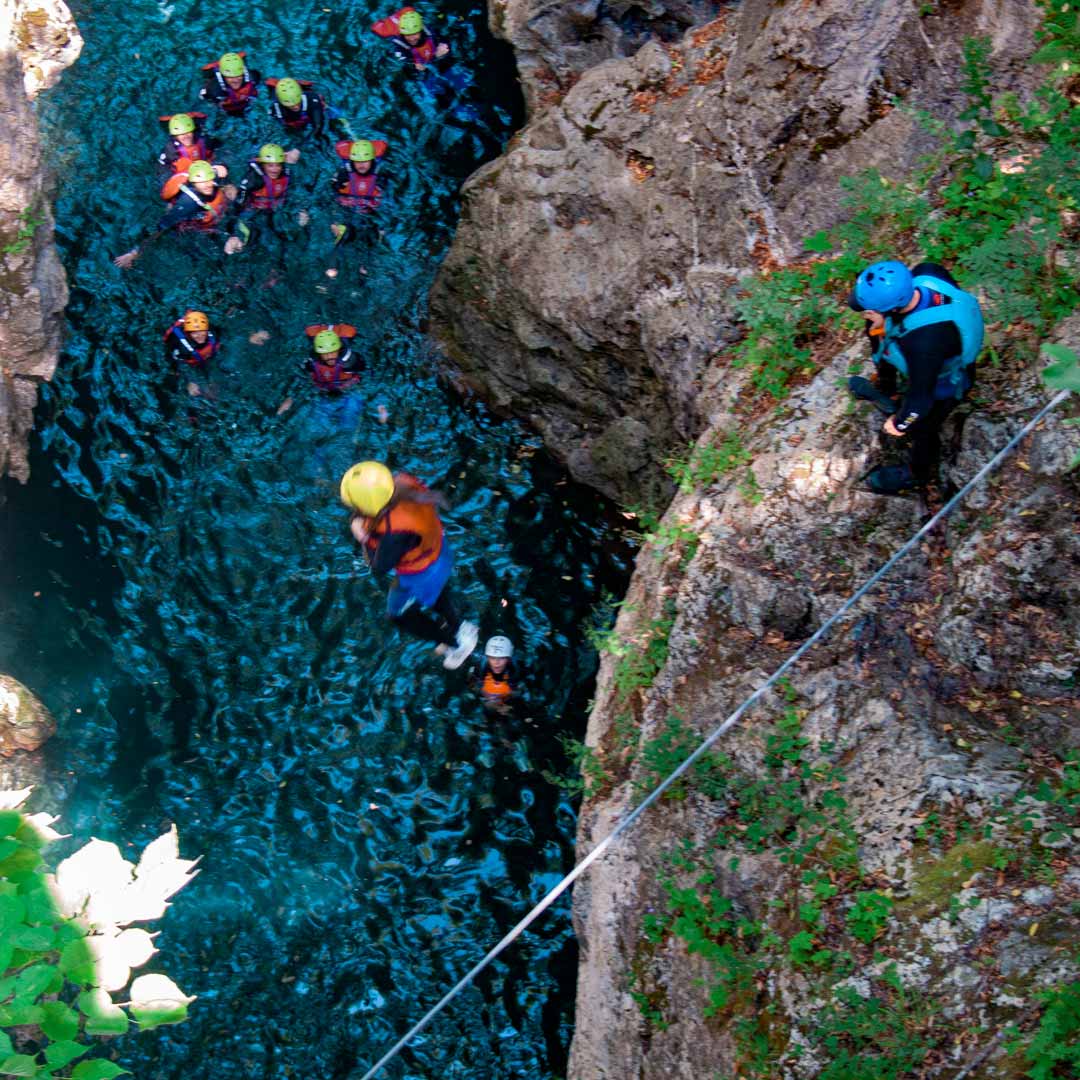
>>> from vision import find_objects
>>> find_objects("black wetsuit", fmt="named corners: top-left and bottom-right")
top-left (270, 92), bottom-right (328, 138)
top-left (358, 522), bottom-right (460, 646)
top-left (863, 262), bottom-right (974, 486)
top-left (157, 133), bottom-right (222, 175)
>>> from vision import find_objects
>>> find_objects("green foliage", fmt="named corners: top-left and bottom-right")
top-left (0, 800), bottom-right (192, 1078)
top-left (729, 8), bottom-right (1080, 398)
top-left (666, 431), bottom-right (753, 494)
top-left (845, 891), bottom-right (894, 944)
top-left (1009, 979), bottom-right (1080, 1080)
top-left (813, 970), bottom-right (934, 1080)
top-left (611, 612), bottom-right (674, 700)
top-left (1, 206), bottom-right (44, 258)
top-left (540, 735), bottom-right (609, 799)
top-left (627, 505), bottom-right (702, 567)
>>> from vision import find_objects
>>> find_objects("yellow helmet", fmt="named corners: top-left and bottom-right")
top-left (340, 461), bottom-right (394, 516)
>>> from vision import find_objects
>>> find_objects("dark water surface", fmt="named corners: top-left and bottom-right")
top-left (0, 2), bottom-right (631, 1075)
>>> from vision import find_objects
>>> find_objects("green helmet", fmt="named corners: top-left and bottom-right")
top-left (187, 160), bottom-right (217, 184)
top-left (398, 10), bottom-right (423, 34)
top-left (257, 143), bottom-right (286, 164)
top-left (314, 329), bottom-right (343, 355)
top-left (275, 78), bottom-right (303, 108)
top-left (349, 140), bottom-right (375, 163)
top-left (168, 113), bottom-right (196, 136)
top-left (219, 52), bottom-right (245, 77)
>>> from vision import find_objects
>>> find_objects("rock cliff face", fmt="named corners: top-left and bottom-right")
top-left (431, 0), bottom-right (1080, 1075)
top-left (0, 0), bottom-right (81, 488)
top-left (432, 0), bottom-right (1041, 504)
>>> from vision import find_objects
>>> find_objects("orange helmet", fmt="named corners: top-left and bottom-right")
top-left (182, 310), bottom-right (210, 332)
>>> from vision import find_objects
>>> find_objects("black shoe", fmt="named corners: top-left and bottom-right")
top-left (865, 464), bottom-right (918, 495)
top-left (848, 376), bottom-right (898, 416)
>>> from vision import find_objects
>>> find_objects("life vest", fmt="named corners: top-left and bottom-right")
top-left (202, 55), bottom-right (258, 114)
top-left (481, 667), bottom-right (513, 698)
top-left (266, 79), bottom-right (317, 129)
top-left (310, 349), bottom-right (363, 390)
top-left (879, 276), bottom-right (984, 400)
top-left (364, 474), bottom-right (444, 574)
top-left (164, 135), bottom-right (213, 169)
top-left (164, 321), bottom-right (218, 367)
top-left (162, 180), bottom-right (228, 231)
top-left (334, 140), bottom-right (388, 211)
top-left (247, 163), bottom-right (290, 210)
top-left (396, 31), bottom-right (436, 65)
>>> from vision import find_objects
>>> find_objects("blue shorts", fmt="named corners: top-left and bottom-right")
top-left (386, 543), bottom-right (454, 616)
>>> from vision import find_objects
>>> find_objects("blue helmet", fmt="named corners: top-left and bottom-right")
top-left (849, 261), bottom-right (914, 313)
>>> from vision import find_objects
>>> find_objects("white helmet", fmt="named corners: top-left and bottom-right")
top-left (484, 635), bottom-right (514, 659)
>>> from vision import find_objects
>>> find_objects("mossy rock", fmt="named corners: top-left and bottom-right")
top-left (903, 840), bottom-right (1001, 919)
top-left (0, 675), bottom-right (56, 754)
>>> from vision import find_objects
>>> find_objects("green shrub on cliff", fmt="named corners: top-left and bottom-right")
top-left (731, 2), bottom-right (1080, 398)
top-left (0, 789), bottom-right (196, 1078)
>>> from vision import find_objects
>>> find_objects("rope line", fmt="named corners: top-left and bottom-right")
top-left (358, 389), bottom-right (1071, 1080)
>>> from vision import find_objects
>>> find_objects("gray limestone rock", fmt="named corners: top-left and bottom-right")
top-left (0, 674), bottom-right (56, 756)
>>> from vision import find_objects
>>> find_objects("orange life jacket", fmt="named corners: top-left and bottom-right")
top-left (371, 7), bottom-right (418, 37)
top-left (364, 474), bottom-right (443, 574)
top-left (159, 176), bottom-right (228, 231)
top-left (248, 163), bottom-right (290, 210)
top-left (163, 320), bottom-right (219, 366)
top-left (481, 668), bottom-right (513, 698)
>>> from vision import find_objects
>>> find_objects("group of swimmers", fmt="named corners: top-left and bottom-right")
top-left (142, 12), bottom-right (515, 696)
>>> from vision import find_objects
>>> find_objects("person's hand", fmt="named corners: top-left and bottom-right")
top-left (860, 310), bottom-right (885, 332)
top-left (285, 148), bottom-right (301, 164)
top-left (297, 209), bottom-right (310, 226)
top-left (248, 330), bottom-right (270, 345)
top-left (113, 249), bottom-right (139, 269)
top-left (882, 416), bottom-right (904, 437)
top-left (377, 404), bottom-right (389, 424)
top-left (276, 397), bottom-right (293, 416)
top-left (224, 236), bottom-right (244, 255)
top-left (414, 61), bottom-right (425, 70)
top-left (350, 517), bottom-right (370, 544)
top-left (435, 43), bottom-right (449, 57)
top-left (187, 382), bottom-right (200, 397)
top-left (213, 164), bottom-right (228, 178)
top-left (222, 184), bottom-right (238, 202)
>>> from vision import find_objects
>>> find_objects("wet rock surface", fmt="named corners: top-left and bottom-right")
top-left (0, 0), bottom-right (81, 489)
top-left (0, 672), bottom-right (56, 756)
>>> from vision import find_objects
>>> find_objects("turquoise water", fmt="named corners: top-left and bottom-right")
top-left (0, 2), bottom-right (631, 1075)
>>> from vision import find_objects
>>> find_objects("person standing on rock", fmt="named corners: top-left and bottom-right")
top-left (340, 461), bottom-right (478, 669)
top-left (847, 260), bottom-right (983, 496)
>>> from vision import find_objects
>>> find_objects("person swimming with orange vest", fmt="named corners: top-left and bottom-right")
top-left (157, 113), bottom-right (221, 175)
top-left (163, 310), bottom-right (220, 397)
top-left (276, 325), bottom-right (364, 415)
top-left (226, 144), bottom-right (306, 255)
top-left (330, 139), bottom-right (388, 246)
top-left (470, 635), bottom-right (520, 711)
top-left (113, 160), bottom-right (236, 269)
top-left (340, 462), bottom-right (479, 669)
top-left (372, 8), bottom-right (451, 72)
top-left (199, 51), bottom-right (262, 116)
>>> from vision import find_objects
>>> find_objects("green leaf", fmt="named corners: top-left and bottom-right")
top-left (0, 1004), bottom-right (43, 1026)
top-left (0, 841), bottom-right (18, 863)
top-left (954, 129), bottom-right (977, 150)
top-left (43, 1041), bottom-right (87, 1069)
top-left (59, 940), bottom-right (95, 987)
top-left (0, 812), bottom-right (21, 839)
top-left (77, 991), bottom-right (129, 1037)
top-left (1041, 343), bottom-right (1080, 391)
top-left (14, 964), bottom-right (55, 1003)
top-left (0, 847), bottom-right (41, 880)
top-left (20, 887), bottom-right (59, 926)
top-left (10, 926), bottom-right (55, 953)
top-left (972, 154), bottom-right (995, 182)
top-left (40, 1001), bottom-right (80, 1042)
top-left (71, 1061), bottom-right (130, 1079)
top-left (0, 895), bottom-right (27, 935)
top-left (979, 118), bottom-right (1008, 137)
top-left (0, 1054), bottom-right (38, 1076)
top-left (804, 230), bottom-right (833, 253)
top-left (0, 1037), bottom-right (10, 1061)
